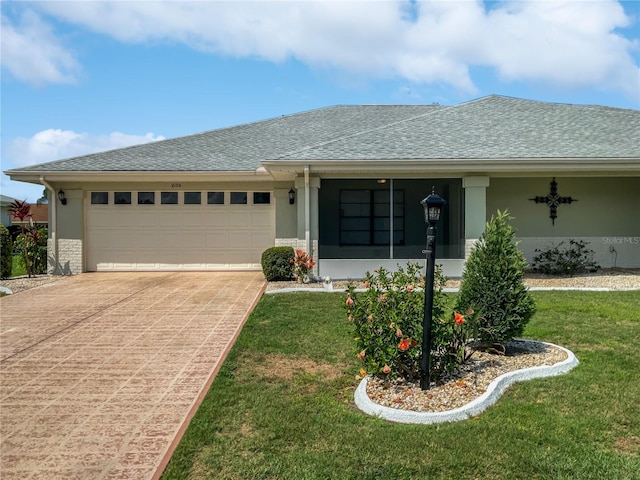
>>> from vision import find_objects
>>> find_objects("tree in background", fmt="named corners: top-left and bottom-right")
top-left (8, 200), bottom-right (47, 277)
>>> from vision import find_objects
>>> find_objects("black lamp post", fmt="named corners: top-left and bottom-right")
top-left (419, 187), bottom-right (446, 390)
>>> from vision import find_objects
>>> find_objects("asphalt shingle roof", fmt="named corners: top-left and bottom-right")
top-left (278, 96), bottom-right (640, 161)
top-left (9, 105), bottom-right (442, 173)
top-left (7, 96), bottom-right (639, 174)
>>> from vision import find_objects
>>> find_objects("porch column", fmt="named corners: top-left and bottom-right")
top-left (294, 175), bottom-right (321, 262)
top-left (463, 176), bottom-right (490, 259)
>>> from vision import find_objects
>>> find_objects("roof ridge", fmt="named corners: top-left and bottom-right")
top-left (274, 104), bottom-right (449, 160)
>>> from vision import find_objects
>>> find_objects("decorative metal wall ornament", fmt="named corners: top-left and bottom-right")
top-left (529, 178), bottom-right (577, 225)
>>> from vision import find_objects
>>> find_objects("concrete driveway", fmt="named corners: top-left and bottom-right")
top-left (0, 272), bottom-right (265, 480)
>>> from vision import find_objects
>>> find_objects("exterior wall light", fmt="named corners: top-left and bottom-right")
top-left (58, 190), bottom-right (67, 205)
top-left (288, 188), bottom-right (295, 205)
top-left (419, 186), bottom-right (446, 390)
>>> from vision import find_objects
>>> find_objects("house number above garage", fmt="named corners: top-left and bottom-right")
top-left (529, 178), bottom-right (577, 226)
top-left (171, 183), bottom-right (182, 188)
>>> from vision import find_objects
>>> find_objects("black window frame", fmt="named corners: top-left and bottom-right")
top-left (253, 192), bottom-right (271, 204)
top-left (91, 192), bottom-right (109, 205)
top-left (230, 192), bottom-right (248, 205)
top-left (114, 192), bottom-right (132, 205)
top-left (138, 192), bottom-right (155, 205)
top-left (184, 192), bottom-right (202, 205)
top-left (207, 191), bottom-right (225, 205)
top-left (161, 191), bottom-right (178, 205)
top-left (339, 189), bottom-right (404, 246)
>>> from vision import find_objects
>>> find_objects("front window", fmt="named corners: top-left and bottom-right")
top-left (340, 189), bottom-right (404, 246)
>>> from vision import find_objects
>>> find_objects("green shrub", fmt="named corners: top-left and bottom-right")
top-left (0, 224), bottom-right (12, 279)
top-left (456, 210), bottom-right (535, 349)
top-left (261, 246), bottom-right (295, 281)
top-left (532, 239), bottom-right (600, 275)
top-left (14, 227), bottom-right (48, 276)
top-left (346, 263), bottom-right (478, 383)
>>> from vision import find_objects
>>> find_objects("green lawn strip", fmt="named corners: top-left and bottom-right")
top-left (10, 255), bottom-right (26, 277)
top-left (162, 291), bottom-right (640, 480)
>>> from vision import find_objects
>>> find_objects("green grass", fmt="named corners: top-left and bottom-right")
top-left (162, 291), bottom-right (640, 480)
top-left (11, 255), bottom-right (26, 277)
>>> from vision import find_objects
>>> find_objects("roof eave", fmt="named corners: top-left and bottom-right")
top-left (262, 158), bottom-right (640, 176)
top-left (4, 169), bottom-right (274, 184)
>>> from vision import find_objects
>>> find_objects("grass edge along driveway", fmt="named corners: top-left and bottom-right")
top-left (162, 290), bottom-right (640, 480)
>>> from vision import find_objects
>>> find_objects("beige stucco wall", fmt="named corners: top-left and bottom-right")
top-left (487, 177), bottom-right (640, 268)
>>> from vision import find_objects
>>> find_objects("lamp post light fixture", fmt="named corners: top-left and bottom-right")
top-left (419, 187), bottom-right (446, 390)
top-left (288, 188), bottom-right (296, 205)
top-left (57, 190), bottom-right (67, 205)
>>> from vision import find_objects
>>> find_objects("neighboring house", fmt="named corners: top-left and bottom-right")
top-left (10, 202), bottom-right (49, 229)
top-left (0, 194), bottom-right (16, 228)
top-left (4, 95), bottom-right (640, 277)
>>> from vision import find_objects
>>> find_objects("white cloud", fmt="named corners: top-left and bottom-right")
top-left (5, 130), bottom-right (165, 167)
top-left (0, 9), bottom-right (81, 86)
top-left (9, 1), bottom-right (640, 98)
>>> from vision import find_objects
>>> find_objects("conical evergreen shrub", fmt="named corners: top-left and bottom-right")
top-left (457, 210), bottom-right (535, 348)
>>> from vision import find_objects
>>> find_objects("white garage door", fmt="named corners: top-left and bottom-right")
top-left (86, 190), bottom-right (275, 271)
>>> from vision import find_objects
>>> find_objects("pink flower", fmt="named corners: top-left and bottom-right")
top-left (382, 365), bottom-right (391, 374)
top-left (406, 285), bottom-right (414, 292)
top-left (398, 338), bottom-right (411, 351)
top-left (454, 312), bottom-right (465, 326)
top-left (357, 350), bottom-right (366, 360)
top-left (367, 314), bottom-right (373, 322)
top-left (346, 297), bottom-right (354, 307)
top-left (348, 314), bottom-right (354, 323)
top-left (396, 328), bottom-right (403, 338)
top-left (363, 281), bottom-right (370, 289)
top-left (467, 308), bottom-right (474, 315)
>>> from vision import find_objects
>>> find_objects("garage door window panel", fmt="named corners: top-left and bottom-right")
top-left (253, 192), bottom-right (271, 204)
top-left (91, 192), bottom-right (109, 204)
top-left (161, 192), bottom-right (178, 204)
top-left (231, 192), bottom-right (248, 204)
top-left (185, 192), bottom-right (201, 204)
top-left (207, 192), bottom-right (225, 204)
top-left (138, 192), bottom-right (155, 205)
top-left (114, 192), bottom-right (132, 205)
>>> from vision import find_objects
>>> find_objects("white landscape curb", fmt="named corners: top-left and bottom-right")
top-left (354, 340), bottom-right (578, 424)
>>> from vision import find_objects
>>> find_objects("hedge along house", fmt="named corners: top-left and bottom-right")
top-left (5, 95), bottom-right (640, 278)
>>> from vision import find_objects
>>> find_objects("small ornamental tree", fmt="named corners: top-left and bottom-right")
top-left (8, 200), bottom-right (39, 278)
top-left (290, 249), bottom-right (316, 283)
top-left (456, 210), bottom-right (536, 350)
top-left (345, 263), bottom-right (478, 383)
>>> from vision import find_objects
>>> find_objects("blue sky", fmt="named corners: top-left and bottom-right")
top-left (2, 0), bottom-right (639, 202)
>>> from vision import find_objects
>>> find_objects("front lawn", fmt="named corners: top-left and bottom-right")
top-left (162, 291), bottom-right (640, 480)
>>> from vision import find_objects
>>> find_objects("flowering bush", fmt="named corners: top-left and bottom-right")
top-left (345, 263), bottom-right (478, 383)
top-left (290, 249), bottom-right (316, 283)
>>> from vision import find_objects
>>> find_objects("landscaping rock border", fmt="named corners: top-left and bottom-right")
top-left (353, 340), bottom-right (578, 424)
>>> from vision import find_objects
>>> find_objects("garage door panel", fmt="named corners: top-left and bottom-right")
top-left (87, 193), bottom-right (274, 271)
top-left (182, 233), bottom-right (206, 248)
top-left (206, 232), bottom-right (228, 248)
top-left (251, 211), bottom-right (272, 227)
top-left (228, 212), bottom-right (251, 227)
top-left (204, 212), bottom-right (228, 227)
top-left (228, 232), bottom-right (250, 248)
